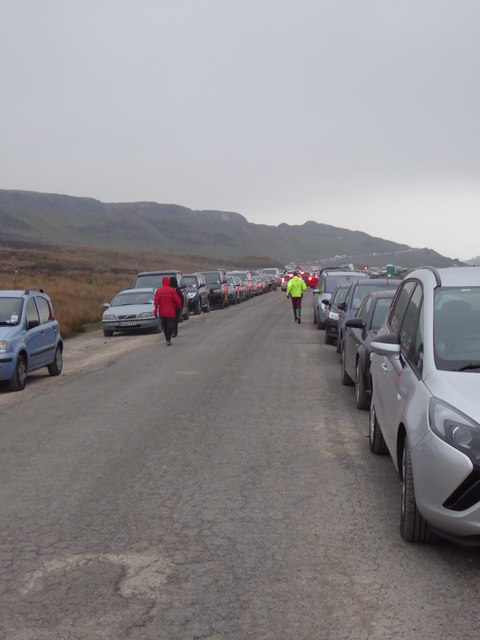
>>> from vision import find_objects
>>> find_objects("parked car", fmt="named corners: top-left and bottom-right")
top-left (323, 283), bottom-right (352, 346)
top-left (0, 288), bottom-right (63, 391)
top-left (102, 288), bottom-right (159, 337)
top-left (313, 270), bottom-right (367, 329)
top-left (183, 273), bottom-right (210, 314)
top-left (336, 278), bottom-right (400, 353)
top-left (340, 289), bottom-right (396, 408)
top-left (252, 275), bottom-right (264, 295)
top-left (133, 270), bottom-right (189, 320)
top-left (228, 271), bottom-right (253, 299)
top-left (202, 270), bottom-right (229, 308)
top-left (226, 274), bottom-right (241, 305)
top-left (370, 267), bottom-right (480, 544)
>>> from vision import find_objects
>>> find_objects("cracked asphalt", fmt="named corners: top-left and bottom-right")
top-left (1, 292), bottom-right (480, 639)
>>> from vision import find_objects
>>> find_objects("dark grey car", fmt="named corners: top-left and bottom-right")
top-left (184, 273), bottom-right (210, 314)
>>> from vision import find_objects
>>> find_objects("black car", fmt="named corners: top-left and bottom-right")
top-left (202, 270), bottom-right (229, 308)
top-left (340, 289), bottom-right (396, 408)
top-left (226, 274), bottom-right (242, 304)
top-left (183, 273), bottom-right (210, 314)
top-left (336, 278), bottom-right (400, 353)
top-left (133, 269), bottom-right (190, 320)
top-left (324, 282), bottom-right (355, 346)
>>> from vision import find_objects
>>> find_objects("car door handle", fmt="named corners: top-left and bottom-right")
top-left (381, 363), bottom-right (388, 373)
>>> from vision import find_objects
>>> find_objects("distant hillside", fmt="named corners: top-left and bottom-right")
top-left (0, 189), bottom-right (461, 268)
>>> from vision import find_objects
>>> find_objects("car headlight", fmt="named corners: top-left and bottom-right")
top-left (103, 313), bottom-right (116, 320)
top-left (429, 398), bottom-right (480, 463)
top-left (328, 311), bottom-right (340, 321)
top-left (187, 292), bottom-right (196, 299)
top-left (0, 340), bottom-right (7, 354)
top-left (138, 311), bottom-right (154, 318)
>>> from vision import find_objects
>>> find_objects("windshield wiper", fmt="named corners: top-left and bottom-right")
top-left (457, 363), bottom-right (480, 372)
top-left (0, 320), bottom-right (15, 326)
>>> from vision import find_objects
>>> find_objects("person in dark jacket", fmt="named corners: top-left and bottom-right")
top-left (170, 276), bottom-right (185, 338)
top-left (154, 277), bottom-right (182, 345)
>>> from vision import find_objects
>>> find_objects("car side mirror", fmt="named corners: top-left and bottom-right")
top-left (345, 318), bottom-right (364, 329)
top-left (337, 302), bottom-right (346, 311)
top-left (371, 334), bottom-right (403, 375)
top-left (321, 298), bottom-right (330, 306)
top-left (312, 288), bottom-right (320, 294)
top-left (103, 303), bottom-right (110, 310)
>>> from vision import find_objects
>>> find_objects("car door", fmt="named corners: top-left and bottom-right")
top-left (35, 295), bottom-right (58, 364)
top-left (24, 297), bottom-right (48, 369)
top-left (344, 295), bottom-right (372, 381)
top-left (375, 282), bottom-right (423, 457)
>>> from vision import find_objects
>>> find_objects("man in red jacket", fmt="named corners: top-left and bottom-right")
top-left (154, 277), bottom-right (182, 345)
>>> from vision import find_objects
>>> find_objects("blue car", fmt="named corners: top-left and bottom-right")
top-left (0, 289), bottom-right (63, 391)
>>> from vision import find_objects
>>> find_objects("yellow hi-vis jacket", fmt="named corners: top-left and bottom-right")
top-left (286, 276), bottom-right (306, 298)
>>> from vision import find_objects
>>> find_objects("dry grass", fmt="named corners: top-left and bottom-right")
top-left (0, 243), bottom-right (223, 337)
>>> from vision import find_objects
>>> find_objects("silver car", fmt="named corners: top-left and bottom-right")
top-left (102, 288), bottom-right (159, 337)
top-left (370, 267), bottom-right (480, 544)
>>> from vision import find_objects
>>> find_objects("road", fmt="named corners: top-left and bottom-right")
top-left (1, 291), bottom-right (480, 640)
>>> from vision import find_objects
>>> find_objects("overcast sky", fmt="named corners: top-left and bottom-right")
top-left (2, 1), bottom-right (480, 260)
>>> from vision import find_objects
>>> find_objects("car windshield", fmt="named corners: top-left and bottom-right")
top-left (332, 287), bottom-right (349, 305)
top-left (111, 292), bottom-right (154, 306)
top-left (434, 287), bottom-right (480, 369)
top-left (352, 284), bottom-right (391, 311)
top-left (136, 274), bottom-right (174, 288)
top-left (184, 276), bottom-right (197, 286)
top-left (226, 276), bottom-right (235, 284)
top-left (0, 297), bottom-right (23, 325)
top-left (204, 273), bottom-right (221, 284)
top-left (324, 275), bottom-right (356, 293)
top-left (371, 297), bottom-right (393, 331)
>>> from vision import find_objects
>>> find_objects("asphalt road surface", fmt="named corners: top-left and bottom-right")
top-left (1, 291), bottom-right (480, 640)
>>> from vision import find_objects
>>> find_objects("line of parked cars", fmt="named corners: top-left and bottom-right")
top-left (315, 265), bottom-right (480, 546)
top-left (0, 266), bottom-right (282, 392)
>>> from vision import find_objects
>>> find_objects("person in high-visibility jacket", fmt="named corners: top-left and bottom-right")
top-left (286, 271), bottom-right (307, 323)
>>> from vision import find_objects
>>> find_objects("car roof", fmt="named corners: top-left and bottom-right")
top-left (409, 267), bottom-right (480, 288)
top-left (0, 289), bottom-right (46, 297)
top-left (136, 270), bottom-right (181, 275)
top-left (350, 278), bottom-right (401, 286)
top-left (365, 289), bottom-right (397, 299)
top-left (116, 288), bottom-right (155, 294)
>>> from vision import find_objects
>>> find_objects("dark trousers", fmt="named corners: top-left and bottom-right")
top-left (173, 309), bottom-right (180, 337)
top-left (291, 296), bottom-right (302, 319)
top-left (161, 317), bottom-right (174, 342)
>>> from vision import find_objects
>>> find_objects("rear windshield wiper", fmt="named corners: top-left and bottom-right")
top-left (457, 363), bottom-right (480, 372)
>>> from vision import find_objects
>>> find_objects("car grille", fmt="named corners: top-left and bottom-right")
top-left (444, 470), bottom-right (480, 511)
top-left (118, 314), bottom-right (137, 320)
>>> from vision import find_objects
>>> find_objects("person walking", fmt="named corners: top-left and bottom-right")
top-left (286, 271), bottom-right (307, 323)
top-left (169, 276), bottom-right (185, 338)
top-left (154, 277), bottom-right (182, 345)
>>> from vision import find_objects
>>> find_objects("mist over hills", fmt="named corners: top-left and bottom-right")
top-left (0, 189), bottom-right (462, 268)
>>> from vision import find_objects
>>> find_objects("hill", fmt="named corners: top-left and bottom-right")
top-left (0, 189), bottom-right (461, 268)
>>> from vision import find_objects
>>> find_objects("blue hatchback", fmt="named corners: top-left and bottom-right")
top-left (0, 289), bottom-right (63, 391)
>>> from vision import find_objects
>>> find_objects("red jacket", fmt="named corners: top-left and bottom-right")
top-left (154, 277), bottom-right (182, 318)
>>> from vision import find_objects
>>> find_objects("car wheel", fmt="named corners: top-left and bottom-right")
top-left (194, 300), bottom-right (202, 315)
top-left (204, 299), bottom-right (210, 313)
top-left (313, 308), bottom-right (317, 323)
top-left (355, 359), bottom-right (369, 410)
top-left (369, 400), bottom-right (387, 455)
top-left (48, 345), bottom-right (63, 376)
top-left (103, 329), bottom-right (114, 337)
top-left (336, 333), bottom-right (342, 353)
top-left (325, 330), bottom-right (334, 345)
top-left (9, 354), bottom-right (27, 391)
top-left (317, 314), bottom-right (324, 330)
top-left (400, 440), bottom-right (434, 543)
top-left (340, 344), bottom-right (354, 386)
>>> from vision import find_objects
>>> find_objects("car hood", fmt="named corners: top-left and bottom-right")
top-left (0, 325), bottom-right (17, 340)
top-left (104, 303), bottom-right (153, 317)
top-left (425, 369), bottom-right (480, 423)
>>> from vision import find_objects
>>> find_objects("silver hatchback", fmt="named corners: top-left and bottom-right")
top-left (370, 267), bottom-right (480, 544)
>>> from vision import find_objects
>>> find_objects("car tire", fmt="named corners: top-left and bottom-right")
top-left (194, 300), bottom-right (202, 315)
top-left (48, 345), bottom-right (63, 376)
top-left (400, 440), bottom-right (434, 543)
top-left (355, 359), bottom-right (369, 409)
top-left (340, 345), bottom-right (354, 386)
top-left (204, 299), bottom-right (210, 313)
top-left (336, 333), bottom-right (342, 353)
top-left (103, 329), bottom-right (114, 337)
top-left (325, 330), bottom-right (334, 345)
top-left (9, 354), bottom-right (27, 391)
top-left (317, 314), bottom-right (324, 330)
top-left (369, 400), bottom-right (388, 455)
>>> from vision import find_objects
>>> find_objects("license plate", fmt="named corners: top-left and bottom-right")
top-left (119, 321), bottom-right (137, 327)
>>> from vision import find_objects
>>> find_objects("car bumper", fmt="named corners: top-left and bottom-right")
top-left (0, 355), bottom-right (15, 381)
top-left (412, 431), bottom-right (480, 539)
top-left (102, 318), bottom-right (159, 332)
top-left (208, 291), bottom-right (225, 305)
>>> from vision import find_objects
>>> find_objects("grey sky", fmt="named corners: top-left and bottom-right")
top-left (2, 1), bottom-right (479, 260)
